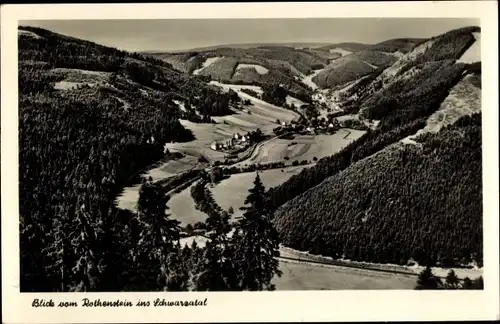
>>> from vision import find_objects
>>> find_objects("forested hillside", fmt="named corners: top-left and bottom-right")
top-left (312, 38), bottom-right (425, 88)
top-left (269, 26), bottom-right (482, 268)
top-left (274, 113), bottom-right (482, 267)
top-left (268, 26), bottom-right (480, 211)
top-left (18, 26), bottom-right (256, 292)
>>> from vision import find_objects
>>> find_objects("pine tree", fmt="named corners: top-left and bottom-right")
top-left (136, 181), bottom-right (181, 290)
top-left (235, 172), bottom-right (282, 291)
top-left (415, 266), bottom-right (442, 290)
top-left (471, 276), bottom-right (484, 289)
top-left (445, 269), bottom-right (460, 289)
top-left (193, 187), bottom-right (238, 291)
top-left (69, 203), bottom-right (103, 292)
top-left (462, 276), bottom-right (473, 289)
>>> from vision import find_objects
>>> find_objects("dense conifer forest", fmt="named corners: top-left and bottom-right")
top-left (19, 26), bottom-right (281, 292)
top-left (267, 26), bottom-right (481, 212)
top-left (267, 25), bottom-right (482, 269)
top-left (274, 113), bottom-right (482, 267)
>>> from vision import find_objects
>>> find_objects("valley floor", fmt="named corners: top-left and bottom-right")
top-left (178, 236), bottom-right (482, 290)
top-left (274, 259), bottom-right (417, 290)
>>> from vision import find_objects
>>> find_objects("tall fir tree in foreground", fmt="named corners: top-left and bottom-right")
top-left (444, 269), bottom-right (460, 289)
top-left (193, 186), bottom-right (238, 290)
top-left (136, 180), bottom-right (181, 290)
top-left (235, 172), bottom-right (282, 290)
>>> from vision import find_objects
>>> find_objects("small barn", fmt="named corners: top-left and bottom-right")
top-left (210, 141), bottom-right (220, 151)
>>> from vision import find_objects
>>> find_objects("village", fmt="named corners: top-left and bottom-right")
top-left (211, 115), bottom-right (348, 154)
top-left (271, 113), bottom-right (344, 138)
top-left (210, 132), bottom-right (250, 153)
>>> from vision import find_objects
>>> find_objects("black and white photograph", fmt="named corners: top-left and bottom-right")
top-left (2, 1), bottom-right (499, 323)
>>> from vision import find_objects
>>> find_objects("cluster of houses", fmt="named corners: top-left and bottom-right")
top-left (308, 117), bottom-right (340, 134)
top-left (276, 118), bottom-right (340, 136)
top-left (210, 132), bottom-right (250, 152)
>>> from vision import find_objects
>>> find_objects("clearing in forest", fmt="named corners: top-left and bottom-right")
top-left (192, 56), bottom-right (223, 75)
top-left (210, 166), bottom-right (309, 219)
top-left (236, 63), bottom-right (269, 75)
top-left (238, 129), bottom-right (366, 166)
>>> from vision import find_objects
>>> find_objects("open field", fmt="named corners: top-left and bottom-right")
top-left (176, 236), bottom-right (418, 290)
top-left (192, 56), bottom-right (223, 75)
top-left (285, 95), bottom-right (305, 108)
top-left (210, 166), bottom-right (309, 219)
top-left (115, 155), bottom-right (202, 212)
top-left (236, 63), bottom-right (269, 75)
top-left (167, 181), bottom-right (209, 226)
top-left (274, 259), bottom-right (417, 290)
top-left (166, 113), bottom-right (277, 162)
top-left (209, 81), bottom-right (300, 122)
top-left (177, 237), bottom-right (481, 290)
top-left (237, 129), bottom-right (366, 166)
top-left (164, 82), bottom-right (298, 161)
top-left (402, 74), bottom-right (481, 144)
top-left (457, 32), bottom-right (481, 63)
top-left (279, 247), bottom-right (483, 280)
top-left (301, 69), bottom-right (323, 90)
top-left (18, 29), bottom-right (43, 39)
top-left (52, 68), bottom-right (111, 90)
top-left (329, 47), bottom-right (353, 56)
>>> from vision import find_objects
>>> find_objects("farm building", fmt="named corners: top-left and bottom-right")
top-left (210, 141), bottom-right (220, 150)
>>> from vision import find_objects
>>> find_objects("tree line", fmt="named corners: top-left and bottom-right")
top-left (415, 267), bottom-right (483, 290)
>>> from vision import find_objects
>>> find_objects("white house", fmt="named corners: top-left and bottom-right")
top-left (328, 123), bottom-right (335, 128)
top-left (210, 141), bottom-right (219, 151)
top-left (306, 126), bottom-right (316, 134)
top-left (234, 133), bottom-right (241, 140)
top-left (240, 135), bottom-right (248, 142)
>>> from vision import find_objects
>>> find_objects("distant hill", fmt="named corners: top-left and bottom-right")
top-left (148, 42), bottom-right (336, 53)
top-left (268, 26), bottom-right (482, 268)
top-left (312, 38), bottom-right (426, 89)
top-left (147, 45), bottom-right (330, 100)
top-left (18, 26), bottom-right (240, 123)
top-left (316, 42), bottom-right (372, 53)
